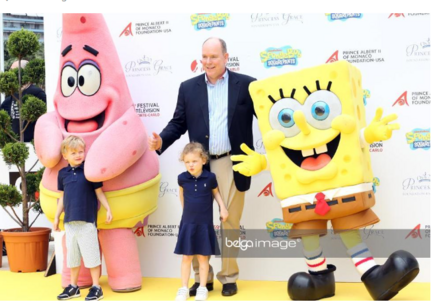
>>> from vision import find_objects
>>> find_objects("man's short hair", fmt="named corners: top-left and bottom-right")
top-left (203, 37), bottom-right (227, 54)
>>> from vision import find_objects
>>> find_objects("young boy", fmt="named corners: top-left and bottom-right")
top-left (54, 135), bottom-right (112, 301)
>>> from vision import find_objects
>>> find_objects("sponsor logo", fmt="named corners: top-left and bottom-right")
top-left (266, 218), bottom-right (292, 239)
top-left (254, 139), bottom-right (266, 154)
top-left (260, 46), bottom-right (302, 69)
top-left (190, 59), bottom-right (203, 73)
top-left (147, 224), bottom-right (179, 237)
top-left (341, 49), bottom-right (384, 64)
top-left (326, 13), bottom-right (363, 22)
top-left (406, 38), bottom-right (430, 62)
top-left (56, 27), bottom-right (63, 42)
top-left (135, 102), bottom-right (160, 118)
top-left (159, 182), bottom-right (178, 197)
top-left (363, 89), bottom-right (371, 106)
top-left (402, 172), bottom-right (430, 196)
top-left (190, 13), bottom-right (230, 31)
top-left (388, 13), bottom-right (405, 18)
top-left (405, 224), bottom-right (422, 239)
top-left (326, 50), bottom-right (339, 63)
top-left (119, 22), bottom-right (134, 37)
top-left (406, 128), bottom-right (430, 150)
top-left (124, 54), bottom-right (172, 77)
top-left (411, 91), bottom-right (431, 105)
top-left (392, 91), bottom-right (409, 106)
top-left (133, 227), bottom-right (145, 238)
top-left (258, 182), bottom-right (273, 197)
top-left (372, 177), bottom-right (380, 193)
top-left (250, 13), bottom-right (303, 27)
top-left (119, 21), bottom-right (172, 37)
top-left (370, 141), bottom-right (384, 153)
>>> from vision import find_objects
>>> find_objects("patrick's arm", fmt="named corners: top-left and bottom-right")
top-left (34, 112), bottom-right (63, 168)
top-left (85, 106), bottom-right (147, 182)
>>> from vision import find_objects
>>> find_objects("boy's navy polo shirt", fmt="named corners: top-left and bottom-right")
top-left (178, 169), bottom-right (218, 225)
top-left (57, 162), bottom-right (103, 224)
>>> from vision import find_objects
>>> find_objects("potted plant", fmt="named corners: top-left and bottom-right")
top-left (0, 28), bottom-right (49, 272)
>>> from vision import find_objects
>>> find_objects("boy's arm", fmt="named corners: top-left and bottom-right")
top-left (53, 191), bottom-right (64, 231)
top-left (179, 187), bottom-right (184, 209)
top-left (95, 188), bottom-right (112, 224)
top-left (212, 188), bottom-right (228, 222)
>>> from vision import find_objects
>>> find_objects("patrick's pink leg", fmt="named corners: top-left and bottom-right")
top-left (99, 228), bottom-right (142, 292)
top-left (61, 234), bottom-right (93, 288)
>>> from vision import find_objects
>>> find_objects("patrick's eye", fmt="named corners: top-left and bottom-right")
top-left (61, 65), bottom-right (77, 97)
top-left (77, 64), bottom-right (101, 96)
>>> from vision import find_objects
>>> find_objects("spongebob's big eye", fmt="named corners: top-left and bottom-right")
top-left (269, 98), bottom-right (301, 137)
top-left (61, 64), bottom-right (77, 97)
top-left (77, 61), bottom-right (101, 96)
top-left (278, 109), bottom-right (295, 128)
top-left (304, 90), bottom-right (341, 130)
top-left (311, 101), bottom-right (330, 121)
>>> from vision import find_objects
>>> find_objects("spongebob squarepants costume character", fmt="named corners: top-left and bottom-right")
top-left (34, 14), bottom-right (160, 292)
top-left (232, 61), bottom-right (419, 300)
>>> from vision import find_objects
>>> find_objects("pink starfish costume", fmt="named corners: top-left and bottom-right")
top-left (35, 14), bottom-right (160, 292)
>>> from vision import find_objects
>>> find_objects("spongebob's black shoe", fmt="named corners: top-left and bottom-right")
top-left (362, 250), bottom-right (419, 300)
top-left (288, 264), bottom-right (336, 300)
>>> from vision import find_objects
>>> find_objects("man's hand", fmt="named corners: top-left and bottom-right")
top-left (231, 143), bottom-right (267, 177)
top-left (148, 132), bottom-right (162, 151)
top-left (364, 108), bottom-right (400, 144)
top-left (220, 208), bottom-right (229, 222)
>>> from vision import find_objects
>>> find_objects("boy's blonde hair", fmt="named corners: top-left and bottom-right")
top-left (61, 135), bottom-right (86, 154)
top-left (180, 142), bottom-right (209, 162)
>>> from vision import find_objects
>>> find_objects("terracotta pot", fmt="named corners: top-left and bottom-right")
top-left (1, 227), bottom-right (51, 273)
top-left (0, 233), bottom-right (3, 268)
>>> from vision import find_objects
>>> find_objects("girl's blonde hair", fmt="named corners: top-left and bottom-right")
top-left (180, 142), bottom-right (209, 162)
top-left (61, 135), bottom-right (86, 154)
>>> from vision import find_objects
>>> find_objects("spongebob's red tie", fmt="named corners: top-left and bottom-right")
top-left (315, 192), bottom-right (330, 216)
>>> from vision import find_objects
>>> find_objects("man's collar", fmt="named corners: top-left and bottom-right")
top-left (205, 69), bottom-right (228, 85)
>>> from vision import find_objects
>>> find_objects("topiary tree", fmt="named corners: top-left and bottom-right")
top-left (0, 29), bottom-right (46, 232)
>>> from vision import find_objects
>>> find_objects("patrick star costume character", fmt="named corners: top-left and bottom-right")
top-left (35, 14), bottom-right (160, 292)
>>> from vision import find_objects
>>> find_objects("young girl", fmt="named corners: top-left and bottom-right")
top-left (174, 142), bottom-right (229, 301)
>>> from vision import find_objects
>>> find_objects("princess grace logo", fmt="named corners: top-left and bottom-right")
top-left (159, 182), bottom-right (178, 198)
top-left (250, 13), bottom-right (303, 27)
top-left (406, 128), bottom-right (430, 150)
top-left (406, 38), bottom-right (430, 62)
top-left (124, 55), bottom-right (172, 77)
top-left (190, 13), bottom-right (230, 31)
top-left (402, 172), bottom-right (430, 196)
top-left (326, 13), bottom-right (363, 22)
top-left (260, 46), bottom-right (302, 68)
top-left (119, 21), bottom-right (172, 37)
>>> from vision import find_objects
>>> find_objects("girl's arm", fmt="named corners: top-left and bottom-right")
top-left (53, 191), bottom-right (64, 231)
top-left (179, 187), bottom-right (184, 209)
top-left (95, 188), bottom-right (113, 224)
top-left (212, 188), bottom-right (228, 222)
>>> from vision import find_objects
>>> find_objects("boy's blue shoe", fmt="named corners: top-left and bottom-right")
top-left (85, 286), bottom-right (104, 301)
top-left (57, 284), bottom-right (81, 300)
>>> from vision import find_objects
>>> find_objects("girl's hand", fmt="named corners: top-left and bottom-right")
top-left (220, 209), bottom-right (229, 222)
top-left (106, 210), bottom-right (113, 224)
top-left (53, 218), bottom-right (60, 232)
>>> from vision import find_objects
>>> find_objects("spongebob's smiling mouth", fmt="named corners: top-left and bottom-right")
top-left (281, 134), bottom-right (341, 171)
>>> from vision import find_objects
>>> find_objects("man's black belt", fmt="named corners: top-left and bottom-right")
top-left (210, 152), bottom-right (231, 160)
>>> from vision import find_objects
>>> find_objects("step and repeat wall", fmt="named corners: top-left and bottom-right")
top-left (34, 13), bottom-right (430, 281)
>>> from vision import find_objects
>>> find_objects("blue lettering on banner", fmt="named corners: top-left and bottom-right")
top-left (327, 13), bottom-right (363, 22)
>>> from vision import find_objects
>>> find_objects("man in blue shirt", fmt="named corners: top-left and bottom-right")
top-left (149, 37), bottom-right (256, 296)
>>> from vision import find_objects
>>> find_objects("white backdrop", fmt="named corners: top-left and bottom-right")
top-left (1, 13), bottom-right (430, 282)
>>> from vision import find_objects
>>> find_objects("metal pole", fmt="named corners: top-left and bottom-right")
top-left (0, 13), bottom-right (4, 102)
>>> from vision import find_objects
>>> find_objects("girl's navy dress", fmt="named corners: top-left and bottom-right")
top-left (174, 169), bottom-right (220, 255)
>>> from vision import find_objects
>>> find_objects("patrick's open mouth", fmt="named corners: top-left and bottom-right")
top-left (282, 134), bottom-right (341, 171)
top-left (65, 111), bottom-right (105, 133)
